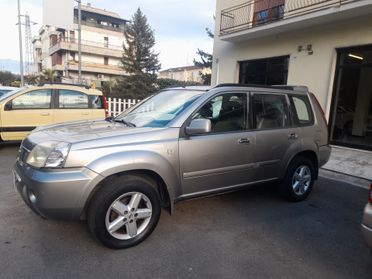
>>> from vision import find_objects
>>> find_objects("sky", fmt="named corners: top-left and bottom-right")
top-left (0, 0), bottom-right (215, 72)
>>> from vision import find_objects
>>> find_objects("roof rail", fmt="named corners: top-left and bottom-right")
top-left (214, 83), bottom-right (307, 92)
top-left (38, 82), bottom-right (90, 89)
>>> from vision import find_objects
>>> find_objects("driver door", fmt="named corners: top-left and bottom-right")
top-left (178, 92), bottom-right (257, 197)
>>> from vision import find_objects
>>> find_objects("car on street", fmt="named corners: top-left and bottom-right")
top-left (0, 83), bottom-right (107, 142)
top-left (361, 182), bottom-right (372, 251)
top-left (13, 84), bottom-right (331, 249)
top-left (0, 86), bottom-right (18, 96)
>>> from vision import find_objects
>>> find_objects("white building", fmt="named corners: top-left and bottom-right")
top-left (158, 66), bottom-right (211, 83)
top-left (212, 0), bottom-right (372, 151)
top-left (33, 3), bottom-right (128, 86)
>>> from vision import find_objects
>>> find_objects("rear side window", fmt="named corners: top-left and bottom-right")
top-left (12, 89), bottom-right (51, 109)
top-left (290, 95), bottom-right (314, 126)
top-left (90, 95), bottom-right (104, 109)
top-left (59, 90), bottom-right (88, 109)
top-left (253, 94), bottom-right (289, 129)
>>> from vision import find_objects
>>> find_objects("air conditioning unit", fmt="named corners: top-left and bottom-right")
top-left (97, 74), bottom-right (105, 79)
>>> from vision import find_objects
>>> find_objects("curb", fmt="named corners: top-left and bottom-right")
top-left (319, 168), bottom-right (371, 190)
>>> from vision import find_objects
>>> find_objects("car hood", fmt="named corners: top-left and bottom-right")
top-left (28, 119), bottom-right (161, 144)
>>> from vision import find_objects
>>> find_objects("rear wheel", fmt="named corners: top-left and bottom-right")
top-left (87, 174), bottom-right (161, 249)
top-left (279, 156), bottom-right (315, 202)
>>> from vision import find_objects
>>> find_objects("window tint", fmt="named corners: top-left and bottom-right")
top-left (193, 93), bottom-right (247, 133)
top-left (59, 90), bottom-right (88, 109)
top-left (12, 89), bottom-right (51, 109)
top-left (290, 96), bottom-right (314, 126)
top-left (254, 94), bottom-right (289, 129)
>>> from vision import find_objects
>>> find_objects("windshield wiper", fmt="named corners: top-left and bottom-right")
top-left (113, 118), bottom-right (136, 127)
top-left (105, 116), bottom-right (136, 127)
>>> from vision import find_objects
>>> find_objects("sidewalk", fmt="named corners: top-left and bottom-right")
top-left (320, 146), bottom-right (372, 189)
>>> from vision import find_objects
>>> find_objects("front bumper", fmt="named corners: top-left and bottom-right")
top-left (362, 204), bottom-right (372, 248)
top-left (14, 161), bottom-right (104, 220)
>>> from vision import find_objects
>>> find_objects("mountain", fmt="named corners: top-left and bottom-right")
top-left (0, 59), bottom-right (22, 74)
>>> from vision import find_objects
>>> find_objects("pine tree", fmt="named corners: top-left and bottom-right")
top-left (193, 28), bottom-right (214, 85)
top-left (117, 8), bottom-right (160, 99)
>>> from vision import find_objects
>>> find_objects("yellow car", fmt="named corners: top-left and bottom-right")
top-left (0, 83), bottom-right (107, 141)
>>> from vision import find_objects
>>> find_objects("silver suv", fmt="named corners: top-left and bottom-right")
top-left (14, 84), bottom-right (331, 249)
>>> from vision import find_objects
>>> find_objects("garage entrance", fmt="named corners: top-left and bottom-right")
top-left (330, 45), bottom-right (372, 151)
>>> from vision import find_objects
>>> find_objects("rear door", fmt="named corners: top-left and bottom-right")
top-left (252, 92), bottom-right (301, 181)
top-left (54, 89), bottom-right (92, 124)
top-left (0, 89), bottom-right (53, 140)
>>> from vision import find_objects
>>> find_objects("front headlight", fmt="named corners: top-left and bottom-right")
top-left (26, 141), bottom-right (71, 168)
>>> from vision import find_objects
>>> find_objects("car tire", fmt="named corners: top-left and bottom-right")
top-left (279, 156), bottom-right (315, 202)
top-left (87, 174), bottom-right (161, 249)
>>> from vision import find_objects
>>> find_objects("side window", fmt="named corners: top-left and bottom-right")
top-left (193, 93), bottom-right (248, 133)
top-left (253, 94), bottom-right (289, 129)
top-left (290, 95), bottom-right (314, 126)
top-left (12, 90), bottom-right (51, 109)
top-left (90, 95), bottom-right (104, 109)
top-left (59, 90), bottom-right (88, 109)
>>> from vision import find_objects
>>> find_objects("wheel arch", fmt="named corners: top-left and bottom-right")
top-left (284, 150), bottom-right (319, 180)
top-left (81, 169), bottom-right (173, 220)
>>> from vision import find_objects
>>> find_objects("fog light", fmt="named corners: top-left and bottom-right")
top-left (29, 191), bottom-right (37, 204)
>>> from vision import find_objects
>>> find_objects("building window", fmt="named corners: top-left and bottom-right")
top-left (104, 57), bottom-right (109, 65)
top-left (104, 37), bottom-right (109, 48)
top-left (70, 31), bottom-right (75, 43)
top-left (51, 53), bottom-right (62, 66)
top-left (239, 56), bottom-right (289, 85)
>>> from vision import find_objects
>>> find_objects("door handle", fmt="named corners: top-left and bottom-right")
top-left (238, 138), bottom-right (251, 144)
top-left (288, 133), bottom-right (298, 140)
top-left (40, 112), bottom-right (50, 116)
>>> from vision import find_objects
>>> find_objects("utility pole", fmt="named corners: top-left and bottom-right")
top-left (17, 0), bottom-right (24, 86)
top-left (77, 0), bottom-right (82, 83)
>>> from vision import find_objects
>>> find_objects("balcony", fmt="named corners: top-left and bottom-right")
top-left (49, 38), bottom-right (123, 58)
top-left (220, 0), bottom-right (372, 42)
top-left (52, 60), bottom-right (125, 76)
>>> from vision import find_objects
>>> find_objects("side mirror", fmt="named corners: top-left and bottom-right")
top-left (186, 119), bottom-right (211, 135)
top-left (4, 102), bottom-right (12, 111)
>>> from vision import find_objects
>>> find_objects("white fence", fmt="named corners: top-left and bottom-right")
top-left (107, 98), bottom-right (141, 117)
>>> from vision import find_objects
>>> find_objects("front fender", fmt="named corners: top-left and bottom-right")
top-left (86, 150), bottom-right (181, 207)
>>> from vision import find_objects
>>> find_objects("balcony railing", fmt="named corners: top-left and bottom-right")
top-left (220, 0), bottom-right (356, 35)
top-left (51, 37), bottom-right (123, 51)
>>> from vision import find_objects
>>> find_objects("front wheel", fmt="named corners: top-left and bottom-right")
top-left (279, 156), bottom-right (315, 202)
top-left (87, 175), bottom-right (161, 249)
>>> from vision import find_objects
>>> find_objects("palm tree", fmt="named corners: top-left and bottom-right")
top-left (26, 74), bottom-right (39, 85)
top-left (42, 69), bottom-right (57, 82)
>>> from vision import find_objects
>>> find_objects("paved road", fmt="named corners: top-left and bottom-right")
top-left (0, 142), bottom-right (371, 279)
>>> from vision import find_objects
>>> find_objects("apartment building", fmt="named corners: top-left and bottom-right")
top-left (212, 0), bottom-right (372, 151)
top-left (32, 3), bottom-right (128, 86)
top-left (158, 65), bottom-right (210, 83)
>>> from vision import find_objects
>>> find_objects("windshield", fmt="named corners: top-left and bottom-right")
top-left (0, 88), bottom-right (24, 103)
top-left (115, 89), bottom-right (203, 127)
